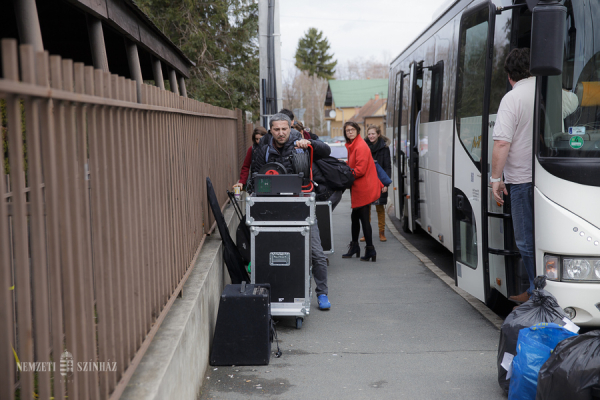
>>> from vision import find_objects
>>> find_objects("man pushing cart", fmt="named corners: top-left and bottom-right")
top-left (247, 113), bottom-right (332, 328)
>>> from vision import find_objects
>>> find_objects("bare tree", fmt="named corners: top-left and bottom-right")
top-left (282, 70), bottom-right (328, 135)
top-left (335, 54), bottom-right (391, 80)
top-left (282, 53), bottom-right (391, 135)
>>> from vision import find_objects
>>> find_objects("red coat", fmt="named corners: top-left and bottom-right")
top-left (238, 146), bottom-right (253, 185)
top-left (346, 135), bottom-right (383, 208)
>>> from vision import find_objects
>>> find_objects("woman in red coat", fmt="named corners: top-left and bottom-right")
top-left (341, 121), bottom-right (382, 261)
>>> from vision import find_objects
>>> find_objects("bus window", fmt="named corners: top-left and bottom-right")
top-left (401, 73), bottom-right (410, 159)
top-left (393, 72), bottom-right (403, 166)
top-left (454, 189), bottom-right (478, 269)
top-left (455, 7), bottom-right (489, 167)
top-left (539, 0), bottom-right (600, 163)
top-left (429, 61), bottom-right (444, 122)
top-left (489, 10), bottom-right (513, 116)
top-left (432, 22), bottom-right (454, 121)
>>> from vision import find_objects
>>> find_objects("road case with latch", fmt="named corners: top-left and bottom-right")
top-left (250, 226), bottom-right (311, 329)
top-left (246, 193), bottom-right (316, 226)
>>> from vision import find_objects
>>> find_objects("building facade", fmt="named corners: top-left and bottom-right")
top-left (323, 78), bottom-right (388, 137)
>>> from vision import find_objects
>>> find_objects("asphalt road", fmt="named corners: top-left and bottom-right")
top-left (386, 205), bottom-right (455, 280)
top-left (199, 192), bottom-right (506, 400)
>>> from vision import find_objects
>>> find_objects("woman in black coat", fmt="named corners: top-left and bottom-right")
top-left (362, 124), bottom-right (391, 242)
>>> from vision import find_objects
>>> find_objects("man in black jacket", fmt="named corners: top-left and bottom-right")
top-left (273, 109), bottom-right (342, 209)
top-left (250, 113), bottom-right (333, 310)
top-left (252, 113), bottom-right (331, 176)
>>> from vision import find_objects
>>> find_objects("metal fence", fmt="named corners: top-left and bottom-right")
top-left (0, 38), bottom-right (246, 399)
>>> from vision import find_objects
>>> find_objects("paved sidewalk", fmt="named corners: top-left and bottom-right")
top-left (199, 193), bottom-right (506, 399)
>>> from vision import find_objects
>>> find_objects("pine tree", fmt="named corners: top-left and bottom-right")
top-left (294, 28), bottom-right (337, 80)
top-left (135, 0), bottom-right (259, 114)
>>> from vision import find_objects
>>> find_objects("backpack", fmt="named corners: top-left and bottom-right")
top-left (315, 156), bottom-right (355, 190)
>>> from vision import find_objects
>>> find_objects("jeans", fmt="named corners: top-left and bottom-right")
top-left (328, 190), bottom-right (343, 211)
top-left (507, 183), bottom-right (535, 295)
top-left (311, 220), bottom-right (328, 296)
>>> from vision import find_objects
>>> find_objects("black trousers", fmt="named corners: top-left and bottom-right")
top-left (351, 205), bottom-right (373, 246)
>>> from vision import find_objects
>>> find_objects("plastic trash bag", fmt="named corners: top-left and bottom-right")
top-left (536, 330), bottom-right (600, 400)
top-left (508, 323), bottom-right (577, 400)
top-left (497, 276), bottom-right (567, 392)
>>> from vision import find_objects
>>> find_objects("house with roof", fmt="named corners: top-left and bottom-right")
top-left (324, 79), bottom-right (388, 137)
top-left (347, 93), bottom-right (387, 137)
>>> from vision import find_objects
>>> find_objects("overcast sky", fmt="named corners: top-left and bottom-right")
top-left (279, 0), bottom-right (450, 78)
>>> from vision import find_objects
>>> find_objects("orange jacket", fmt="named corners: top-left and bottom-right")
top-left (346, 135), bottom-right (383, 208)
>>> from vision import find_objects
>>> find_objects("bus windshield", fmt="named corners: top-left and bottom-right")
top-left (539, 0), bottom-right (600, 160)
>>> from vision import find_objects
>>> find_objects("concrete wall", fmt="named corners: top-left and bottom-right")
top-left (122, 205), bottom-right (237, 400)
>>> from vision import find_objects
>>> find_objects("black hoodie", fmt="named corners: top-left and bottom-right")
top-left (367, 136), bottom-right (391, 203)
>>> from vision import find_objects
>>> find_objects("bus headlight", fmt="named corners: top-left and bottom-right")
top-left (564, 259), bottom-right (591, 279)
top-left (544, 255), bottom-right (559, 280)
top-left (544, 254), bottom-right (600, 282)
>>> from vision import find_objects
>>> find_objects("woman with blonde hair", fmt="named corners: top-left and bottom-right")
top-left (361, 124), bottom-right (391, 242)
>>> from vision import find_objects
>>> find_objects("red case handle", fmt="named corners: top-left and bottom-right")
top-left (301, 144), bottom-right (313, 193)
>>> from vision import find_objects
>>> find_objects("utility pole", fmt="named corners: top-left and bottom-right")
top-left (258, 0), bottom-right (283, 128)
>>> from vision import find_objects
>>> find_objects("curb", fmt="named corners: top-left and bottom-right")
top-left (385, 213), bottom-right (504, 330)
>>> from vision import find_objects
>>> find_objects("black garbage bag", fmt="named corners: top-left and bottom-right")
top-left (497, 276), bottom-right (567, 393)
top-left (536, 330), bottom-right (600, 400)
top-left (206, 178), bottom-right (250, 284)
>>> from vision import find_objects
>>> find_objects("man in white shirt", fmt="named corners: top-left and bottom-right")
top-left (491, 48), bottom-right (536, 304)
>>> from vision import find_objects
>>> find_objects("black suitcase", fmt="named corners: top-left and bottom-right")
top-left (210, 283), bottom-right (272, 366)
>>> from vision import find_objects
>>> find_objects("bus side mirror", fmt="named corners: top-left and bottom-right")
top-left (530, 2), bottom-right (567, 76)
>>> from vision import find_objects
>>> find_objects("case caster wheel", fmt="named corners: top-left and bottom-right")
top-left (295, 317), bottom-right (303, 329)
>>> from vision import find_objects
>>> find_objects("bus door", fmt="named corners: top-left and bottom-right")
top-left (397, 72), bottom-right (412, 229)
top-left (392, 71), bottom-right (405, 222)
top-left (453, 1), bottom-right (497, 302)
top-left (406, 62), bottom-right (423, 232)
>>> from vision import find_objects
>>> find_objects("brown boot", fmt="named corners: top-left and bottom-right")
top-left (359, 236), bottom-right (366, 242)
top-left (379, 230), bottom-right (387, 242)
top-left (509, 291), bottom-right (530, 303)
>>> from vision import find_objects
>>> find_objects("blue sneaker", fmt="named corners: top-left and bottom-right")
top-left (317, 294), bottom-right (331, 310)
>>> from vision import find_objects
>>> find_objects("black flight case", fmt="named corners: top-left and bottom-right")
top-left (247, 191), bottom-right (315, 329)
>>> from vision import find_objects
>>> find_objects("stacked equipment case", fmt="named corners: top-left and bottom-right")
top-left (247, 192), bottom-right (315, 329)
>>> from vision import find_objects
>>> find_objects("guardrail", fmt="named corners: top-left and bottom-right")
top-left (0, 38), bottom-right (248, 399)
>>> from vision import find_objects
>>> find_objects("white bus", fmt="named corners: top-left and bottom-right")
top-left (387, 0), bottom-right (600, 325)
